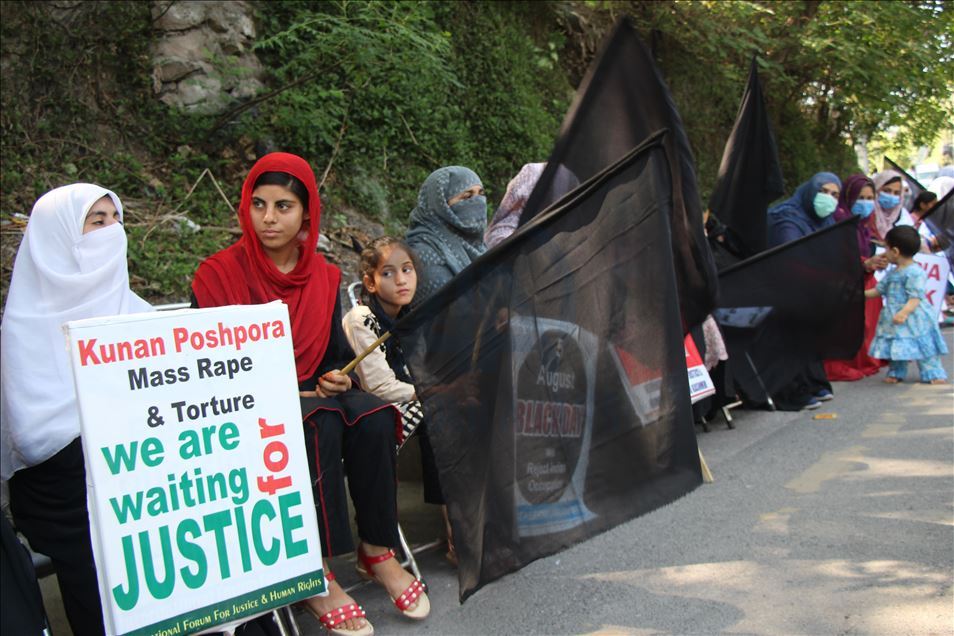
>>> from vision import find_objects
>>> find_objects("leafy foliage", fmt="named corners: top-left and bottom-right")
top-left (557, 0), bottom-right (954, 193)
top-left (2, 0), bottom-right (951, 309)
top-left (0, 1), bottom-right (243, 305)
top-left (245, 0), bottom-right (570, 229)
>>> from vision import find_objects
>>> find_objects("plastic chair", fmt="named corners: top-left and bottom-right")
top-left (195, 607), bottom-right (299, 636)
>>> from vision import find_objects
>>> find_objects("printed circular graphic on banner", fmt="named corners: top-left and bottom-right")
top-left (514, 329), bottom-right (587, 504)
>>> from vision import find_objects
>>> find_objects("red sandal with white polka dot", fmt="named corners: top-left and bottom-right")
top-left (356, 547), bottom-right (431, 620)
top-left (302, 571), bottom-right (374, 636)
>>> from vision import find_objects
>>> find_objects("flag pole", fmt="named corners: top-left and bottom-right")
top-left (341, 331), bottom-right (391, 375)
top-left (470, 278), bottom-right (505, 369)
top-left (698, 449), bottom-right (714, 483)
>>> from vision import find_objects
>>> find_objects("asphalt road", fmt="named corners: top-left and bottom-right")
top-left (318, 330), bottom-right (954, 636)
top-left (39, 331), bottom-right (953, 635)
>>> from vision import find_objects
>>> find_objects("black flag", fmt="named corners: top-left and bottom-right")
top-left (517, 17), bottom-right (717, 331)
top-left (922, 189), bottom-right (954, 269)
top-left (396, 131), bottom-right (701, 601)
top-left (708, 57), bottom-right (785, 256)
top-left (715, 219), bottom-right (865, 403)
top-left (883, 156), bottom-right (926, 201)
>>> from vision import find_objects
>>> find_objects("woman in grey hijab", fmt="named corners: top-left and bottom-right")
top-left (403, 166), bottom-right (486, 566)
top-left (406, 166), bottom-right (487, 303)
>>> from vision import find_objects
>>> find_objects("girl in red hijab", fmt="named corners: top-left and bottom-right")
top-left (193, 153), bottom-right (429, 634)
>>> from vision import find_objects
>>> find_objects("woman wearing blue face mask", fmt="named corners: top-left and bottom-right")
top-left (767, 172), bottom-right (841, 248)
top-left (871, 172), bottom-right (941, 254)
top-left (833, 174), bottom-right (886, 269)
top-left (825, 174), bottom-right (889, 382)
top-left (869, 170), bottom-right (905, 244)
top-left (406, 166), bottom-right (487, 304)
top-left (764, 172), bottom-right (841, 410)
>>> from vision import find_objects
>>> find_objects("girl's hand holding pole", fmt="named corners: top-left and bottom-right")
top-left (299, 370), bottom-right (352, 398)
top-left (317, 370), bottom-right (351, 397)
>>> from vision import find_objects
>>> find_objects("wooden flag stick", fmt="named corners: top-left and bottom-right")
top-left (340, 331), bottom-right (391, 375)
top-left (470, 278), bottom-right (504, 370)
top-left (699, 449), bottom-right (714, 483)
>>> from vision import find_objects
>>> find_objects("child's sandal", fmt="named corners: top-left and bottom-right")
top-left (883, 377), bottom-right (902, 384)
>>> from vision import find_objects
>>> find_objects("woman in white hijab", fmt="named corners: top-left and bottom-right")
top-left (1, 183), bottom-right (151, 636)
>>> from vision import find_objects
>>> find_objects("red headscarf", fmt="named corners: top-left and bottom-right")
top-left (192, 153), bottom-right (340, 381)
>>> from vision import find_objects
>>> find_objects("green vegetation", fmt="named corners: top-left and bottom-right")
top-left (2, 0), bottom-right (952, 306)
top-left (248, 1), bottom-right (569, 228)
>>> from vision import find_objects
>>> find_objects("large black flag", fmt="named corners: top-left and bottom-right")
top-left (708, 57), bottom-right (785, 257)
top-left (396, 131), bottom-right (701, 601)
top-left (715, 219), bottom-right (865, 403)
top-left (517, 17), bottom-right (717, 331)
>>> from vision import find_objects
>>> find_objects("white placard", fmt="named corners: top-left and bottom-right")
top-left (685, 335), bottom-right (716, 404)
top-left (874, 251), bottom-right (950, 321)
top-left (66, 302), bottom-right (324, 636)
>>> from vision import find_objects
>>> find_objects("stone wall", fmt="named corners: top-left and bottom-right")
top-left (151, 1), bottom-right (265, 114)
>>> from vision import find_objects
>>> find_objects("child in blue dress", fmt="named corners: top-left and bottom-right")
top-left (866, 226), bottom-right (948, 384)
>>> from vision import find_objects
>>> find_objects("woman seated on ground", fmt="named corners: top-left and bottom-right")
top-left (823, 174), bottom-right (888, 381)
top-left (909, 191), bottom-right (938, 228)
top-left (767, 171), bottom-right (841, 247)
top-left (1, 184), bottom-right (152, 636)
top-left (405, 165), bottom-right (487, 304)
top-left (483, 162), bottom-right (581, 249)
top-left (868, 170), bottom-right (908, 245)
top-left (340, 237), bottom-right (460, 565)
top-left (908, 190), bottom-right (948, 254)
top-left (342, 237), bottom-right (423, 446)
top-left (484, 163), bottom-right (545, 249)
top-left (869, 170), bottom-right (944, 254)
top-left (927, 175), bottom-right (953, 199)
top-left (191, 153), bottom-right (428, 635)
top-left (766, 172), bottom-right (841, 410)
top-left (402, 166), bottom-right (489, 563)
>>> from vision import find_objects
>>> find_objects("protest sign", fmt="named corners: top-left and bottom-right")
top-left (510, 316), bottom-right (598, 538)
top-left (608, 329), bottom-right (717, 420)
top-left (913, 253), bottom-right (950, 320)
top-left (685, 335), bottom-right (716, 404)
top-left (873, 250), bottom-right (950, 320)
top-left (66, 301), bottom-right (324, 636)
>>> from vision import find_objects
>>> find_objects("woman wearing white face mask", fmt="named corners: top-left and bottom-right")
top-left (1, 184), bottom-right (151, 636)
top-left (405, 166), bottom-right (487, 304)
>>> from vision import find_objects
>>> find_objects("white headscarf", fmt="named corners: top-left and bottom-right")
top-left (928, 176), bottom-right (954, 199)
top-left (1, 184), bottom-right (151, 479)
